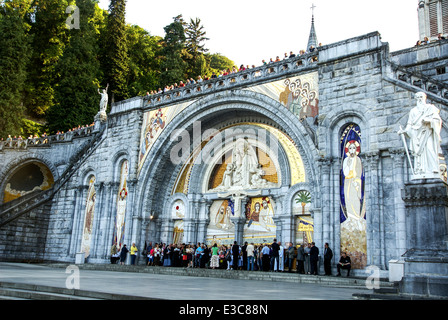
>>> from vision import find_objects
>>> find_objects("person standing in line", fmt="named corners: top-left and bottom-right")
top-left (145, 242), bottom-right (153, 265)
top-left (186, 244), bottom-right (194, 268)
top-left (130, 243), bottom-right (138, 265)
top-left (163, 244), bottom-right (172, 267)
top-left (147, 246), bottom-right (154, 266)
top-left (247, 242), bottom-right (255, 271)
top-left (225, 245), bottom-right (232, 270)
top-left (304, 243), bottom-right (311, 274)
top-left (271, 239), bottom-right (280, 272)
top-left (323, 243), bottom-right (333, 276)
top-left (110, 244), bottom-right (118, 264)
top-left (232, 241), bottom-right (240, 271)
top-left (202, 244), bottom-right (210, 268)
top-left (296, 243), bottom-right (305, 274)
top-left (242, 242), bottom-right (248, 271)
top-left (195, 244), bottom-right (203, 268)
top-left (153, 243), bottom-right (161, 266)
top-left (277, 242), bottom-right (284, 272)
top-left (120, 244), bottom-right (128, 265)
top-left (309, 242), bottom-right (319, 275)
top-left (261, 243), bottom-right (271, 271)
top-left (256, 245), bottom-right (263, 271)
top-left (210, 243), bottom-right (219, 269)
top-left (286, 242), bottom-right (295, 272)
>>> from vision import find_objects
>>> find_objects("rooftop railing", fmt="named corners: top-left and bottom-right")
top-left (142, 52), bottom-right (319, 111)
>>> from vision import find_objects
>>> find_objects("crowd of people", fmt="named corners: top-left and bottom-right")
top-left (416, 33), bottom-right (446, 46)
top-left (145, 46), bottom-right (321, 97)
top-left (110, 239), bottom-right (352, 277)
top-left (1, 123), bottom-right (95, 148)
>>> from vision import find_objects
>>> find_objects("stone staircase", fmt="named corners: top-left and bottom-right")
top-left (42, 263), bottom-right (395, 291)
top-left (383, 58), bottom-right (448, 108)
top-left (0, 122), bottom-right (107, 228)
top-left (0, 281), bottom-right (158, 300)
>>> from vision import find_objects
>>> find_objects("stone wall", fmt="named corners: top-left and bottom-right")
top-left (0, 202), bottom-right (51, 262)
top-left (390, 39), bottom-right (448, 82)
top-left (0, 32), bottom-right (447, 273)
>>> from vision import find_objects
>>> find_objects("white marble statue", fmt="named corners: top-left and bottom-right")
top-left (98, 84), bottom-right (109, 113)
top-left (233, 138), bottom-right (258, 187)
top-left (211, 138), bottom-right (277, 192)
top-left (398, 92), bottom-right (443, 179)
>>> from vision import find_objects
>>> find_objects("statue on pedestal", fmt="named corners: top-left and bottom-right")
top-left (398, 92), bottom-right (443, 180)
top-left (98, 84), bottom-right (109, 114)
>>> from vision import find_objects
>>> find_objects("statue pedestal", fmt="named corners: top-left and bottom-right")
top-left (94, 111), bottom-right (107, 131)
top-left (399, 178), bottom-right (448, 298)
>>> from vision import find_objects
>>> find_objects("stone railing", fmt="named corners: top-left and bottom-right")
top-left (141, 52), bottom-right (319, 110)
top-left (385, 59), bottom-right (448, 105)
top-left (0, 125), bottom-right (95, 151)
top-left (0, 124), bottom-right (107, 227)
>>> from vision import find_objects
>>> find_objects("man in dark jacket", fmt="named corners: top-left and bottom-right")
top-left (296, 244), bottom-right (305, 274)
top-left (337, 252), bottom-right (351, 277)
top-left (323, 243), bottom-right (333, 276)
top-left (120, 244), bottom-right (128, 265)
top-left (309, 242), bottom-right (319, 275)
top-left (271, 239), bottom-right (280, 271)
top-left (286, 242), bottom-right (295, 272)
top-left (242, 242), bottom-right (248, 271)
top-left (232, 241), bottom-right (240, 270)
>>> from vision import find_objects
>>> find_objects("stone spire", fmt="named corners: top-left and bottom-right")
top-left (307, 3), bottom-right (318, 51)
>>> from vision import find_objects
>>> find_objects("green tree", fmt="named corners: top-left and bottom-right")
top-left (208, 53), bottom-right (234, 75)
top-left (126, 24), bottom-right (163, 96)
top-left (102, 0), bottom-right (129, 103)
top-left (160, 16), bottom-right (187, 87)
top-left (47, 0), bottom-right (103, 134)
top-left (24, 0), bottom-right (70, 118)
top-left (185, 17), bottom-right (209, 78)
top-left (0, 0), bottom-right (32, 138)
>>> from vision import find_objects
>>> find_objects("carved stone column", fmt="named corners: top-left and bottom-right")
top-left (195, 198), bottom-right (211, 244)
top-left (230, 195), bottom-right (248, 244)
top-left (317, 157), bottom-right (333, 248)
top-left (69, 185), bottom-right (87, 257)
top-left (94, 181), bottom-right (112, 260)
top-left (160, 218), bottom-right (174, 244)
top-left (364, 152), bottom-right (383, 268)
top-left (230, 216), bottom-right (246, 245)
top-left (331, 160), bottom-right (341, 260)
top-left (271, 195), bottom-right (290, 243)
top-left (390, 148), bottom-right (407, 257)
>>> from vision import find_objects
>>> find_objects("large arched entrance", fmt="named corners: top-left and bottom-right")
top-left (135, 90), bottom-right (320, 248)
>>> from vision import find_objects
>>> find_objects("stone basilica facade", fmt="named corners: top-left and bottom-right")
top-left (1, 6), bottom-right (448, 282)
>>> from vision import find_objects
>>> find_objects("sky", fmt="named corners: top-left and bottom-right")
top-left (98, 0), bottom-right (420, 67)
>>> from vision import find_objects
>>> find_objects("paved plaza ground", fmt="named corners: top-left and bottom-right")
top-left (0, 262), bottom-right (441, 318)
top-left (0, 262), bottom-right (369, 300)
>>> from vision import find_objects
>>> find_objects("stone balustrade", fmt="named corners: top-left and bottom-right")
top-left (109, 52), bottom-right (319, 116)
top-left (145, 53), bottom-right (319, 108)
top-left (0, 125), bottom-right (95, 151)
